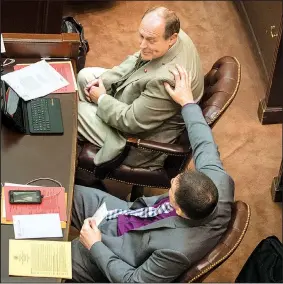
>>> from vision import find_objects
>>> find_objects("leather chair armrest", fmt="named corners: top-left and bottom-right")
top-left (127, 138), bottom-right (191, 155)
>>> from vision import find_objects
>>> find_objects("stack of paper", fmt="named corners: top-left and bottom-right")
top-left (14, 61), bottom-right (77, 94)
top-left (9, 240), bottom-right (72, 279)
top-left (1, 184), bottom-right (67, 228)
top-left (13, 213), bottom-right (63, 239)
top-left (1, 60), bottom-right (69, 101)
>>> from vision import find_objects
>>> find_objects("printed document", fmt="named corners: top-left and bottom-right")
top-left (1, 60), bottom-right (69, 101)
top-left (14, 61), bottom-right (77, 93)
top-left (91, 202), bottom-right (108, 227)
top-left (9, 240), bottom-right (72, 278)
top-left (13, 213), bottom-right (63, 239)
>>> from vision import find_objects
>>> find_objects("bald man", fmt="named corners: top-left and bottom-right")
top-left (77, 6), bottom-right (204, 170)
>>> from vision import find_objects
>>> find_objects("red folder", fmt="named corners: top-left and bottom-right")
top-left (4, 186), bottom-right (67, 221)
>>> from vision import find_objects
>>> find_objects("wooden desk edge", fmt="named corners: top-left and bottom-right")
top-left (3, 33), bottom-right (80, 60)
top-left (3, 33), bottom-right (80, 43)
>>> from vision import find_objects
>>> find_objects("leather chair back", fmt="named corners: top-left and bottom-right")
top-left (164, 56), bottom-right (241, 179)
top-left (176, 201), bottom-right (250, 283)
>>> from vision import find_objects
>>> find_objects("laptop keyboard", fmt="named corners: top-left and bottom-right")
top-left (30, 99), bottom-right (51, 131)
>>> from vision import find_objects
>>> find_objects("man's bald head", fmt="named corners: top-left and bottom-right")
top-left (138, 6), bottom-right (179, 60)
top-left (142, 7), bottom-right (180, 40)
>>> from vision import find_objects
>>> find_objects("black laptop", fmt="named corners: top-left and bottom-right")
top-left (1, 80), bottom-right (64, 135)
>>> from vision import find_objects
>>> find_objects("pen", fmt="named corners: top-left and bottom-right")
top-left (41, 57), bottom-right (70, 61)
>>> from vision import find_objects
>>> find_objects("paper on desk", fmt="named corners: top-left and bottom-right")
top-left (13, 213), bottom-right (63, 239)
top-left (1, 60), bottom-right (69, 101)
top-left (9, 239), bottom-right (72, 279)
top-left (91, 202), bottom-right (108, 227)
top-left (14, 61), bottom-right (78, 93)
top-left (1, 34), bottom-right (5, 53)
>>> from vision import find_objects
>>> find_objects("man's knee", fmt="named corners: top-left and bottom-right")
top-left (73, 185), bottom-right (91, 204)
top-left (77, 67), bottom-right (95, 88)
top-left (77, 67), bottom-right (107, 88)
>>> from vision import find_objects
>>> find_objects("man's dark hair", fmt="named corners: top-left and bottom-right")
top-left (142, 7), bottom-right (180, 39)
top-left (175, 169), bottom-right (219, 220)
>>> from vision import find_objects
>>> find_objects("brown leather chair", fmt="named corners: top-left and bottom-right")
top-left (175, 201), bottom-right (250, 283)
top-left (75, 56), bottom-right (241, 200)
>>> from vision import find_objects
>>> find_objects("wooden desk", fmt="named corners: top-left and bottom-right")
top-left (1, 34), bottom-right (80, 282)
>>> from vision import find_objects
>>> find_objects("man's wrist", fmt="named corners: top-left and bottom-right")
top-left (182, 101), bottom-right (195, 108)
top-left (90, 240), bottom-right (102, 250)
top-left (97, 93), bottom-right (106, 105)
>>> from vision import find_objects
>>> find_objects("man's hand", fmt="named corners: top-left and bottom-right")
top-left (87, 78), bottom-right (106, 104)
top-left (164, 64), bottom-right (195, 107)
top-left (79, 218), bottom-right (102, 250)
top-left (84, 78), bottom-right (99, 98)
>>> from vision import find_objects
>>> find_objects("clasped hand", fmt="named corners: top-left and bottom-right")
top-left (79, 218), bottom-right (102, 250)
top-left (84, 77), bottom-right (106, 104)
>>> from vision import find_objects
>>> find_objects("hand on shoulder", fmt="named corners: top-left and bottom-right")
top-left (164, 64), bottom-right (195, 107)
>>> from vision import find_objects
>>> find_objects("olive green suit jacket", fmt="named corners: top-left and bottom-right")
top-left (95, 29), bottom-right (204, 169)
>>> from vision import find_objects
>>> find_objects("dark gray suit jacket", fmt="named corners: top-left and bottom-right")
top-left (90, 104), bottom-right (235, 282)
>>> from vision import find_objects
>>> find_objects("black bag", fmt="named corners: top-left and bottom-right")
top-left (235, 236), bottom-right (283, 283)
top-left (61, 16), bottom-right (90, 71)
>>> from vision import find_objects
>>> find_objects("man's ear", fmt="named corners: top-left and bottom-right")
top-left (176, 207), bottom-right (189, 219)
top-left (169, 33), bottom-right (178, 46)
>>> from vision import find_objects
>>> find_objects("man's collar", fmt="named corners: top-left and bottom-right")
top-left (174, 205), bottom-right (219, 228)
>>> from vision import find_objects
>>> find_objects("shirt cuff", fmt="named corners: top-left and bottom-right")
top-left (97, 93), bottom-right (106, 105)
top-left (182, 102), bottom-right (196, 109)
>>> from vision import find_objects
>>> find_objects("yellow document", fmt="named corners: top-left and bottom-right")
top-left (9, 240), bottom-right (72, 279)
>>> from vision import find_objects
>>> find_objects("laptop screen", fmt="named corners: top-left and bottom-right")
top-left (1, 81), bottom-right (25, 131)
top-left (5, 87), bottom-right (20, 117)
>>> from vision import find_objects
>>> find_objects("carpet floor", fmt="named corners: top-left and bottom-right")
top-left (65, 1), bottom-right (282, 282)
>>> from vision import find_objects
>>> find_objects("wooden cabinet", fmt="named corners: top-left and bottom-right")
top-left (234, 1), bottom-right (283, 124)
top-left (1, 0), bottom-right (64, 34)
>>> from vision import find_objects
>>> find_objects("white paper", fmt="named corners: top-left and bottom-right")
top-left (2, 183), bottom-right (39, 218)
top-left (91, 202), bottom-right (108, 227)
top-left (1, 34), bottom-right (5, 53)
top-left (1, 60), bottom-right (69, 101)
top-left (13, 213), bottom-right (63, 239)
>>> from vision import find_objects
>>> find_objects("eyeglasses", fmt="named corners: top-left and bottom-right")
top-left (2, 58), bottom-right (15, 67)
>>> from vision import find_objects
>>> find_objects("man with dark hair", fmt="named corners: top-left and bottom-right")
top-left (174, 169), bottom-right (219, 220)
top-left (70, 65), bottom-right (234, 283)
top-left (77, 6), bottom-right (204, 170)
